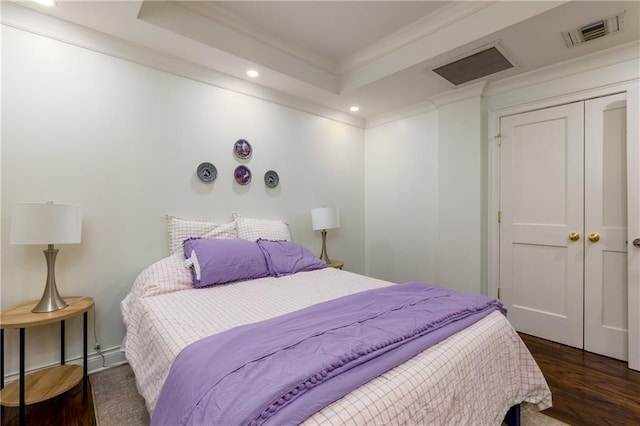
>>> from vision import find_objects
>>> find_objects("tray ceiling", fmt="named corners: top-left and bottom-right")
top-left (5, 1), bottom-right (639, 122)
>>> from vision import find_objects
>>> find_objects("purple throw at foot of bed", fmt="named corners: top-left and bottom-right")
top-left (152, 282), bottom-right (505, 426)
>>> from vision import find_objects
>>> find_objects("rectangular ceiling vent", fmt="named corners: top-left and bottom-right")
top-left (432, 44), bottom-right (515, 86)
top-left (562, 12), bottom-right (625, 47)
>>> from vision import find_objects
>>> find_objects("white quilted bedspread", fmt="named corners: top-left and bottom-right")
top-left (121, 254), bottom-right (551, 425)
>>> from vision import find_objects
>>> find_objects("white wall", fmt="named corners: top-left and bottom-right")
top-left (364, 98), bottom-right (484, 295)
top-left (364, 111), bottom-right (439, 284)
top-left (436, 97), bottom-right (484, 294)
top-left (1, 26), bottom-right (365, 375)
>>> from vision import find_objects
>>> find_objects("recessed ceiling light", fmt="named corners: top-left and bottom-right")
top-left (246, 70), bottom-right (259, 78)
top-left (350, 106), bottom-right (360, 112)
top-left (35, 0), bottom-right (56, 6)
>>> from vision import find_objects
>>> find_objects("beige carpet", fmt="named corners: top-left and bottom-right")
top-left (90, 364), bottom-right (149, 426)
top-left (518, 411), bottom-right (567, 426)
top-left (90, 364), bottom-right (566, 426)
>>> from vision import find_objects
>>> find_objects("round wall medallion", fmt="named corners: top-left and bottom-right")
top-left (197, 162), bottom-right (217, 183)
top-left (234, 165), bottom-right (252, 185)
top-left (234, 139), bottom-right (252, 159)
top-left (264, 170), bottom-right (279, 188)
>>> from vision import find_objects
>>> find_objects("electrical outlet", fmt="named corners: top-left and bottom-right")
top-left (94, 343), bottom-right (101, 351)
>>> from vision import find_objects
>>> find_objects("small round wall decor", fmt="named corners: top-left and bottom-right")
top-left (234, 139), bottom-right (252, 159)
top-left (264, 170), bottom-right (279, 188)
top-left (196, 162), bottom-right (217, 183)
top-left (234, 165), bottom-right (252, 185)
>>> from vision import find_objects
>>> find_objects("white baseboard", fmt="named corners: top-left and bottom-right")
top-left (2, 346), bottom-right (127, 384)
top-left (86, 346), bottom-right (128, 375)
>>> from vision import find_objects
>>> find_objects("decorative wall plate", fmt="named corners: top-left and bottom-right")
top-left (234, 139), bottom-right (252, 159)
top-left (264, 170), bottom-right (279, 188)
top-left (234, 165), bottom-right (252, 185)
top-left (196, 162), bottom-right (217, 183)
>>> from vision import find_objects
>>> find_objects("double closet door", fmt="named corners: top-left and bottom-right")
top-left (499, 93), bottom-right (628, 361)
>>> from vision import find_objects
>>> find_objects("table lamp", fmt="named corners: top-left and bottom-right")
top-left (311, 207), bottom-right (340, 264)
top-left (10, 202), bottom-right (82, 313)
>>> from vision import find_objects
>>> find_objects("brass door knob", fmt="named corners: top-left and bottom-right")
top-left (588, 233), bottom-right (600, 242)
top-left (568, 232), bottom-right (580, 241)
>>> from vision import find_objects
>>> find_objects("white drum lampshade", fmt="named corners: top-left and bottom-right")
top-left (311, 207), bottom-right (340, 231)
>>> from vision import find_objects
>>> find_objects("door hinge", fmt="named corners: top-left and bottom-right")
top-left (497, 211), bottom-right (502, 223)
top-left (497, 288), bottom-right (501, 299)
top-left (496, 134), bottom-right (502, 146)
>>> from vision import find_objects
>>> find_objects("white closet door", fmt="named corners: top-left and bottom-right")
top-left (627, 85), bottom-right (640, 372)
top-left (584, 93), bottom-right (628, 361)
top-left (500, 103), bottom-right (584, 348)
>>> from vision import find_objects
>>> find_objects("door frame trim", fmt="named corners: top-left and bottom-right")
top-left (487, 80), bottom-right (640, 370)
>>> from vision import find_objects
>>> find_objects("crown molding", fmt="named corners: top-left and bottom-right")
top-left (340, 1), bottom-right (494, 75)
top-left (340, 0), bottom-right (569, 93)
top-left (484, 39), bottom-right (640, 98)
top-left (4, 1), bottom-right (635, 131)
top-left (1, 2), bottom-right (364, 128)
top-left (428, 80), bottom-right (488, 107)
top-left (366, 39), bottom-right (639, 127)
top-left (365, 100), bottom-right (437, 129)
top-left (177, 1), bottom-right (339, 76)
top-left (138, 1), bottom-right (339, 94)
top-left (178, 1), bottom-right (495, 80)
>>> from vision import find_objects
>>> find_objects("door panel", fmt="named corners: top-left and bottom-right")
top-left (602, 251), bottom-right (628, 330)
top-left (511, 119), bottom-right (571, 225)
top-left (500, 103), bottom-right (584, 349)
top-left (512, 244), bottom-right (570, 317)
top-left (584, 93), bottom-right (628, 361)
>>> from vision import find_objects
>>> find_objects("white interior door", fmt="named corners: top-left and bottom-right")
top-left (499, 103), bottom-right (585, 349)
top-left (627, 85), bottom-right (640, 371)
top-left (584, 93), bottom-right (628, 361)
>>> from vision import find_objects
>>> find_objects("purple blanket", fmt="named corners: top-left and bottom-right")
top-left (152, 282), bottom-right (505, 426)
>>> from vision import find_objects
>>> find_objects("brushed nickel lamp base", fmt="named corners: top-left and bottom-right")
top-left (32, 244), bottom-right (68, 313)
top-left (319, 229), bottom-right (332, 264)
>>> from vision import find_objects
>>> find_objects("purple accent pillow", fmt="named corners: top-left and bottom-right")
top-left (183, 238), bottom-right (270, 287)
top-left (256, 239), bottom-right (327, 277)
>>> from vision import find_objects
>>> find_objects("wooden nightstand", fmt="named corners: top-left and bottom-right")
top-left (328, 260), bottom-right (344, 270)
top-left (0, 296), bottom-right (94, 426)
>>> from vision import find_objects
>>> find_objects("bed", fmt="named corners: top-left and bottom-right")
top-left (120, 215), bottom-right (551, 425)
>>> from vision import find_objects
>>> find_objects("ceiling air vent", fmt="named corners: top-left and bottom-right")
top-left (432, 44), bottom-right (515, 86)
top-left (562, 12), bottom-right (625, 47)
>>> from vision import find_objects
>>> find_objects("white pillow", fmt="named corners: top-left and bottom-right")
top-left (165, 215), bottom-right (237, 254)
top-left (233, 213), bottom-right (291, 242)
top-left (121, 253), bottom-right (192, 330)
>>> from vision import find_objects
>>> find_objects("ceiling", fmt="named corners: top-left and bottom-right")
top-left (7, 1), bottom-right (640, 123)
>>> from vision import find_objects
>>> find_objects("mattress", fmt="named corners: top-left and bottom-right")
top-left (121, 253), bottom-right (551, 424)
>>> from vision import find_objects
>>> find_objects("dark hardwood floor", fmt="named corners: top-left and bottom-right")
top-left (1, 335), bottom-right (639, 425)
top-left (0, 381), bottom-right (96, 426)
top-left (519, 333), bottom-right (640, 426)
